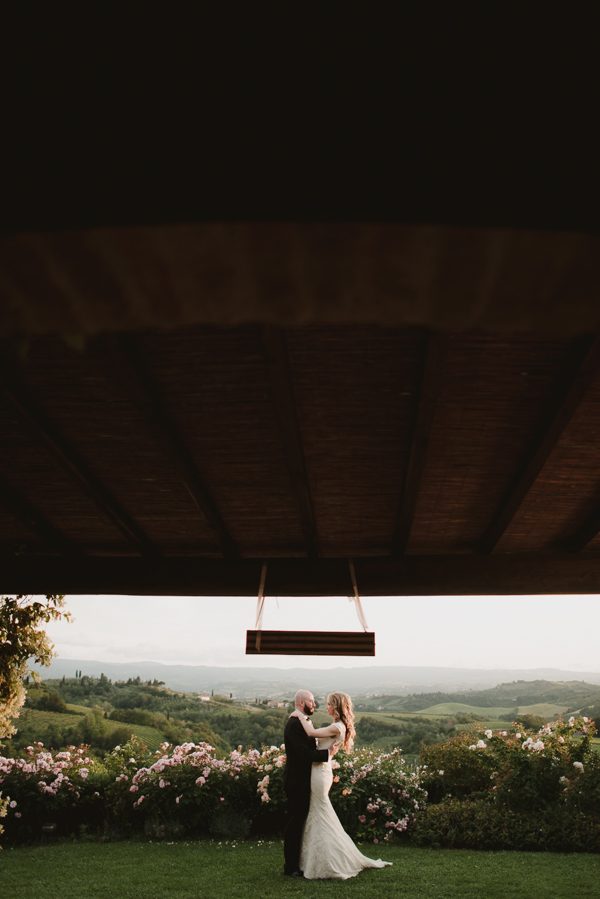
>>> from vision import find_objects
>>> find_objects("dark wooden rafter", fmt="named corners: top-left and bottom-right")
top-left (392, 330), bottom-right (446, 555)
top-left (107, 335), bottom-right (237, 558)
top-left (560, 491), bottom-right (600, 553)
top-left (261, 327), bottom-right (318, 557)
top-left (1, 554), bottom-right (599, 596)
top-left (0, 474), bottom-right (81, 556)
top-left (478, 334), bottom-right (600, 554)
top-left (0, 359), bottom-right (156, 557)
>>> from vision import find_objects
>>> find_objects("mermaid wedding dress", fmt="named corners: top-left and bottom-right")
top-left (300, 721), bottom-right (392, 880)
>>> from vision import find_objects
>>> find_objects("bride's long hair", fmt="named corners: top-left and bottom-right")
top-left (327, 691), bottom-right (355, 751)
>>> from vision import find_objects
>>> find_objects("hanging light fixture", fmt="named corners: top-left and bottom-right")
top-left (245, 561), bottom-right (375, 656)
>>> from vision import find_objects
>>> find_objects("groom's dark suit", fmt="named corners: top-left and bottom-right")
top-left (283, 715), bottom-right (329, 875)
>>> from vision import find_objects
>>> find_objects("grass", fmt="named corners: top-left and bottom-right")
top-left (2, 841), bottom-right (599, 898)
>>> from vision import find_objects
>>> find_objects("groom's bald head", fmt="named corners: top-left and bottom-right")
top-left (295, 689), bottom-right (316, 715)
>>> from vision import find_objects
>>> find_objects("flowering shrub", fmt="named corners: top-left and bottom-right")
top-left (105, 738), bottom-right (272, 839)
top-left (103, 739), bottom-right (424, 845)
top-left (0, 741), bottom-right (108, 842)
top-left (0, 736), bottom-right (421, 846)
top-left (330, 747), bottom-right (426, 844)
top-left (2, 718), bottom-right (597, 851)
top-left (421, 716), bottom-right (597, 810)
top-left (415, 716), bottom-right (600, 851)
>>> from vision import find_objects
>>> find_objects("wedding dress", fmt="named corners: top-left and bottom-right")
top-left (300, 721), bottom-right (392, 880)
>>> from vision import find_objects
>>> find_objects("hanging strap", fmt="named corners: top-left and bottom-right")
top-left (348, 559), bottom-right (369, 632)
top-left (254, 562), bottom-right (268, 651)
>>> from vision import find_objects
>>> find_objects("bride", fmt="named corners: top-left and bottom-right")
top-left (290, 691), bottom-right (392, 880)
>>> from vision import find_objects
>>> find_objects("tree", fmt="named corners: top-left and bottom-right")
top-left (0, 594), bottom-right (70, 740)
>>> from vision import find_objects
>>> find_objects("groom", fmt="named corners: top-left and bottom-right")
top-left (283, 688), bottom-right (332, 877)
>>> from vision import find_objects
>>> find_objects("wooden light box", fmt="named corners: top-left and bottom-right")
top-left (245, 629), bottom-right (375, 656)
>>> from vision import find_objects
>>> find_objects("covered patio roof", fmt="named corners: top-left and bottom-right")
top-left (1, 223), bottom-right (599, 596)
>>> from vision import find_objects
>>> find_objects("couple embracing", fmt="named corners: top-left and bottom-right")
top-left (283, 688), bottom-right (392, 881)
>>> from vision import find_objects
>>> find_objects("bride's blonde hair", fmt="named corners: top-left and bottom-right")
top-left (327, 691), bottom-right (355, 751)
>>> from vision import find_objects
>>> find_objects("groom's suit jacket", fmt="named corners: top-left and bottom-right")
top-left (283, 715), bottom-right (329, 798)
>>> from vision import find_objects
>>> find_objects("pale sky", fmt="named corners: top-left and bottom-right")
top-left (41, 593), bottom-right (600, 673)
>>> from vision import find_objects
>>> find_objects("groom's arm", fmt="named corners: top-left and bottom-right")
top-left (287, 719), bottom-right (329, 764)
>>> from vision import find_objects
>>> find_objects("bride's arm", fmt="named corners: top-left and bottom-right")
top-left (290, 711), bottom-right (341, 739)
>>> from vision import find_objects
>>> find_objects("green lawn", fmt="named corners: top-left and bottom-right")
top-left (1, 841), bottom-right (599, 898)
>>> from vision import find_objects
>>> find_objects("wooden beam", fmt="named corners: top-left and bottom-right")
top-left (1, 553), bottom-right (599, 596)
top-left (560, 497), bottom-right (600, 553)
top-left (262, 327), bottom-right (318, 557)
top-left (107, 335), bottom-right (237, 558)
top-left (478, 335), bottom-right (600, 553)
top-left (0, 361), bottom-right (156, 557)
top-left (392, 331), bottom-right (445, 555)
top-left (0, 475), bottom-right (81, 556)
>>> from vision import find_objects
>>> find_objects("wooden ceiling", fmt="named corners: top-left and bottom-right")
top-left (1, 224), bottom-right (600, 596)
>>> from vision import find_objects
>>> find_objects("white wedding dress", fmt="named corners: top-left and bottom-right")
top-left (300, 721), bottom-right (392, 880)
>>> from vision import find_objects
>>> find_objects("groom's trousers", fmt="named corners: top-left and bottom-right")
top-left (283, 785), bottom-right (310, 873)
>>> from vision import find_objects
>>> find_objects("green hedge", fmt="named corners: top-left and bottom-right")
top-left (410, 798), bottom-right (600, 852)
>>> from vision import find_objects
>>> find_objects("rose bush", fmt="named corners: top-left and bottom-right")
top-left (2, 717), bottom-right (597, 851)
top-left (330, 746), bottom-right (426, 844)
top-left (0, 737), bottom-right (422, 845)
top-left (416, 716), bottom-right (600, 851)
top-left (0, 741), bottom-right (108, 843)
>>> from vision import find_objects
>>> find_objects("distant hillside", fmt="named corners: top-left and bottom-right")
top-left (363, 679), bottom-right (600, 713)
top-left (31, 658), bottom-right (600, 699)
top-left (10, 673), bottom-right (598, 761)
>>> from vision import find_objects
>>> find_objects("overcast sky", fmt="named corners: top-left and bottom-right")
top-left (41, 593), bottom-right (600, 672)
